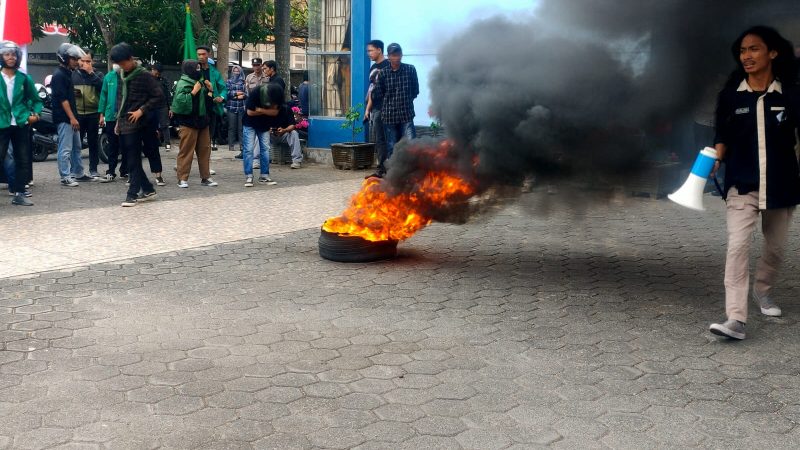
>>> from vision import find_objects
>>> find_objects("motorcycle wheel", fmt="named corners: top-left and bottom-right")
top-left (31, 141), bottom-right (50, 162)
top-left (98, 133), bottom-right (110, 164)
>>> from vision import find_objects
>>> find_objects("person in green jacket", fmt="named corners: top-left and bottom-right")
top-left (196, 46), bottom-right (227, 151)
top-left (171, 59), bottom-right (216, 187)
top-left (97, 66), bottom-right (126, 182)
top-left (0, 41), bottom-right (43, 206)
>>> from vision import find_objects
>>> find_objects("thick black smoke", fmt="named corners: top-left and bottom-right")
top-left (383, 1), bottom-right (800, 220)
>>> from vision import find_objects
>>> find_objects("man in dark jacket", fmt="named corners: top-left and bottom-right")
top-left (51, 43), bottom-right (89, 186)
top-left (110, 43), bottom-right (164, 207)
top-left (73, 50), bottom-right (103, 178)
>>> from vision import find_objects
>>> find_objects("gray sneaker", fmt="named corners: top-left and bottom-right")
top-left (11, 194), bottom-right (33, 206)
top-left (201, 178), bottom-right (218, 187)
top-left (709, 319), bottom-right (746, 340)
top-left (752, 288), bottom-right (782, 316)
top-left (258, 176), bottom-right (277, 185)
top-left (61, 177), bottom-right (79, 187)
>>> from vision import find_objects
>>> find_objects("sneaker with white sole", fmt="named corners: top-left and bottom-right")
top-left (121, 196), bottom-right (138, 207)
top-left (61, 178), bottom-right (79, 187)
top-left (752, 288), bottom-right (782, 317)
top-left (290, 162), bottom-right (301, 169)
top-left (258, 176), bottom-right (277, 185)
top-left (99, 174), bottom-right (116, 183)
top-left (709, 319), bottom-right (746, 340)
top-left (209, 169), bottom-right (216, 175)
top-left (155, 176), bottom-right (166, 186)
top-left (177, 180), bottom-right (189, 188)
top-left (244, 176), bottom-right (254, 187)
top-left (201, 178), bottom-right (218, 187)
top-left (137, 191), bottom-right (157, 202)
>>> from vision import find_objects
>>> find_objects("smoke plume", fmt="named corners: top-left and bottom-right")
top-left (382, 0), bottom-right (800, 221)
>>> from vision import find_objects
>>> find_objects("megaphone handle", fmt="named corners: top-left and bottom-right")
top-left (712, 175), bottom-right (727, 201)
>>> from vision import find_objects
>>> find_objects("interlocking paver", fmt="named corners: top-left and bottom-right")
top-left (3, 165), bottom-right (800, 448)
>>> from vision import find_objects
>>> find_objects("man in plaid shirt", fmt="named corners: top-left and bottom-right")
top-left (373, 43), bottom-right (419, 171)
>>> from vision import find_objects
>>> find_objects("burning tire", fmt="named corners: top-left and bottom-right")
top-left (318, 229), bottom-right (398, 263)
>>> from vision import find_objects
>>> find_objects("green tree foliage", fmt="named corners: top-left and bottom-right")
top-left (29, 0), bottom-right (308, 66)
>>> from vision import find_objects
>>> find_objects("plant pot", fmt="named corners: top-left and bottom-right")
top-left (331, 142), bottom-right (375, 170)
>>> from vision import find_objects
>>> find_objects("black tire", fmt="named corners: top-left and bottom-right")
top-left (31, 141), bottom-right (50, 162)
top-left (98, 132), bottom-right (110, 164)
top-left (318, 229), bottom-right (398, 263)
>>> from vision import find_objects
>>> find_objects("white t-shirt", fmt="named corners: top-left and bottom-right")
top-left (2, 71), bottom-right (15, 125)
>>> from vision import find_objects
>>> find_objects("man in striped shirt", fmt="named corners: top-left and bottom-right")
top-left (373, 43), bottom-right (419, 172)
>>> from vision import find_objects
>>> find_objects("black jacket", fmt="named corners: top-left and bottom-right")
top-left (715, 78), bottom-right (800, 209)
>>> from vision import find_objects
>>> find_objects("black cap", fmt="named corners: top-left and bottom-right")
top-left (251, 57), bottom-right (262, 65)
top-left (387, 43), bottom-right (402, 55)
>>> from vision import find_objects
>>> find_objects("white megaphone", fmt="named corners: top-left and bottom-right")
top-left (668, 147), bottom-right (718, 211)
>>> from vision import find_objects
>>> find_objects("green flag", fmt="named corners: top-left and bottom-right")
top-left (183, 3), bottom-right (196, 61)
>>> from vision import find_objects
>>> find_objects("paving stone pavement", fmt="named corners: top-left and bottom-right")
top-left (2, 157), bottom-right (800, 449)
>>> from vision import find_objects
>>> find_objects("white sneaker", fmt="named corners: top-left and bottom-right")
top-left (177, 180), bottom-right (189, 188)
top-left (209, 169), bottom-right (216, 175)
top-left (201, 178), bottom-right (218, 187)
top-left (753, 288), bottom-right (782, 317)
top-left (290, 162), bottom-right (301, 169)
top-left (244, 176), bottom-right (254, 187)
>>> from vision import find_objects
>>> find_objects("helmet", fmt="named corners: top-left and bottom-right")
top-left (0, 41), bottom-right (22, 69)
top-left (56, 43), bottom-right (85, 65)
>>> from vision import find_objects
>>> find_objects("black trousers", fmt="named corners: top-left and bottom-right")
top-left (121, 129), bottom-right (155, 198)
top-left (142, 112), bottom-right (162, 174)
top-left (0, 125), bottom-right (31, 193)
top-left (103, 121), bottom-right (127, 177)
top-left (78, 114), bottom-right (100, 173)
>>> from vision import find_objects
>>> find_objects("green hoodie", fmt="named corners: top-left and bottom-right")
top-left (97, 70), bottom-right (120, 121)
top-left (171, 74), bottom-right (207, 116)
top-left (0, 71), bottom-right (43, 129)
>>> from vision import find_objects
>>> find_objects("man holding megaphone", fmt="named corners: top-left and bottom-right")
top-left (707, 26), bottom-right (800, 340)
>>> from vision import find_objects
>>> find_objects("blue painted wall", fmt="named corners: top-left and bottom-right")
top-left (308, 0), bottom-right (371, 148)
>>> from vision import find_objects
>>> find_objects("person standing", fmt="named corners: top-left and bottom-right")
top-left (109, 43), bottom-right (164, 207)
top-left (51, 43), bottom-right (90, 186)
top-left (0, 41), bottom-right (42, 206)
top-left (364, 40), bottom-right (390, 178)
top-left (298, 71), bottom-right (309, 117)
top-left (241, 83), bottom-right (291, 187)
top-left (245, 57), bottom-right (269, 92)
top-left (373, 43), bottom-right (419, 175)
top-left (196, 46), bottom-right (226, 151)
top-left (73, 50), bottom-right (103, 179)
top-left (97, 64), bottom-right (126, 182)
top-left (709, 26), bottom-right (800, 340)
top-left (226, 64), bottom-right (246, 154)
top-left (171, 60), bottom-right (216, 188)
top-left (263, 60), bottom-right (286, 91)
top-left (150, 62), bottom-right (172, 150)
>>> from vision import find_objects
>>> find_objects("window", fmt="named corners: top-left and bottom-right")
top-left (308, 0), bottom-right (351, 117)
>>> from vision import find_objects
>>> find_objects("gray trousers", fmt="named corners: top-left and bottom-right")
top-left (227, 110), bottom-right (244, 150)
top-left (724, 188), bottom-right (794, 322)
top-left (270, 130), bottom-right (302, 163)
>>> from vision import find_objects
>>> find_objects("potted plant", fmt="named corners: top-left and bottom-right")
top-left (331, 103), bottom-right (376, 170)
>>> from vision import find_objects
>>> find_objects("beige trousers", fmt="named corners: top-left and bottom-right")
top-left (176, 126), bottom-right (211, 181)
top-left (724, 188), bottom-right (794, 322)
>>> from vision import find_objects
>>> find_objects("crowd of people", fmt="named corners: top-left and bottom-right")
top-left (0, 41), bottom-right (306, 207)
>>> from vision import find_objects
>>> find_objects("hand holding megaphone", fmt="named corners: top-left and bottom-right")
top-left (668, 147), bottom-right (720, 211)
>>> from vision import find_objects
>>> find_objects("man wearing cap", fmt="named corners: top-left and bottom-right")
top-left (245, 58), bottom-right (269, 92)
top-left (373, 42), bottom-right (419, 172)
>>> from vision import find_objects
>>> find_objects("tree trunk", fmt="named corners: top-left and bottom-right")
top-left (216, 0), bottom-right (233, 81)
top-left (274, 0), bottom-right (292, 96)
top-left (94, 15), bottom-right (116, 72)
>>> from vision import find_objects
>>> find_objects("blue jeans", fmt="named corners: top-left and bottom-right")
top-left (384, 121), bottom-right (416, 163)
top-left (57, 122), bottom-right (84, 179)
top-left (242, 126), bottom-right (271, 176)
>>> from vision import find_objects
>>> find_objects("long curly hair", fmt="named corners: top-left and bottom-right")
top-left (725, 25), bottom-right (798, 88)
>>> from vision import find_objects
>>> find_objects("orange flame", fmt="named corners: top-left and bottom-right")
top-left (323, 143), bottom-right (475, 242)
